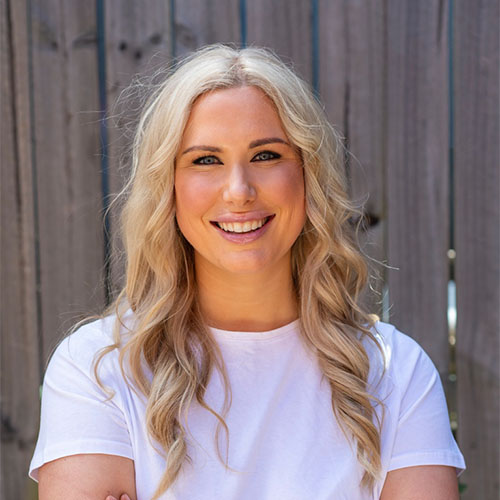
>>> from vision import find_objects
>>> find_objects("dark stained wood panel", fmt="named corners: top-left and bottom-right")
top-left (1, 1), bottom-right (41, 498)
top-left (454, 1), bottom-right (500, 498)
top-left (385, 0), bottom-right (450, 374)
top-left (246, 0), bottom-right (313, 82)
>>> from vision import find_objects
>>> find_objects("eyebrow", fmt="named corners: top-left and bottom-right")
top-left (248, 137), bottom-right (290, 148)
top-left (181, 145), bottom-right (222, 155)
top-left (181, 137), bottom-right (290, 156)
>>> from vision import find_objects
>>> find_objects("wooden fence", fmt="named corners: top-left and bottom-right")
top-left (1, 0), bottom-right (498, 498)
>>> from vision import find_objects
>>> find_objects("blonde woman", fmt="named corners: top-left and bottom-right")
top-left (29, 45), bottom-right (465, 499)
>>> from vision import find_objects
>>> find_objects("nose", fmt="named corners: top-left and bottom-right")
top-left (222, 163), bottom-right (257, 205)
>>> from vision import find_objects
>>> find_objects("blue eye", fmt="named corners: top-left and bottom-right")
top-left (253, 151), bottom-right (280, 161)
top-left (194, 155), bottom-right (220, 165)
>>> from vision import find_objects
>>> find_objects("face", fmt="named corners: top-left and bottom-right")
top-left (174, 86), bottom-right (306, 277)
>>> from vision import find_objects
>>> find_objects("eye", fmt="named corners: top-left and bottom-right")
top-left (193, 155), bottom-right (221, 166)
top-left (252, 151), bottom-right (281, 162)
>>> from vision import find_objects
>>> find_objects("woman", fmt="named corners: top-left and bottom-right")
top-left (30, 45), bottom-right (465, 499)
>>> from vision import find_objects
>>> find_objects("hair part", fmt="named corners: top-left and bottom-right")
top-left (94, 44), bottom-right (384, 499)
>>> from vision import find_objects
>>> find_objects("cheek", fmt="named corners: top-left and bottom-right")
top-left (175, 172), bottom-right (215, 222)
top-left (269, 165), bottom-right (305, 212)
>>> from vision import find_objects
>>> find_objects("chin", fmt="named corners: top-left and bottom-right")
top-left (221, 260), bottom-right (270, 275)
top-left (216, 253), bottom-right (275, 275)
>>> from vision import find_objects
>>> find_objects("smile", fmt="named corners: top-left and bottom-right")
top-left (210, 214), bottom-right (274, 236)
top-left (215, 216), bottom-right (272, 233)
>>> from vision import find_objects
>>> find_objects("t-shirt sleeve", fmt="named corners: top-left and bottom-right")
top-left (385, 329), bottom-right (466, 475)
top-left (29, 325), bottom-right (134, 481)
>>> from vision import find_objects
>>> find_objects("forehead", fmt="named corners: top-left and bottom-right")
top-left (181, 86), bottom-right (288, 144)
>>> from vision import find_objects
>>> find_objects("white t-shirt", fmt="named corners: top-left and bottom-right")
top-left (29, 316), bottom-right (465, 499)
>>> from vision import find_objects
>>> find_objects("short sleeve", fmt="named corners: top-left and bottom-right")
top-left (29, 325), bottom-right (134, 481)
top-left (386, 331), bottom-right (466, 475)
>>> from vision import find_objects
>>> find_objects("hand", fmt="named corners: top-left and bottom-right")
top-left (106, 495), bottom-right (131, 500)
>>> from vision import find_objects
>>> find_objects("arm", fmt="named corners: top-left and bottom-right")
top-left (375, 326), bottom-right (465, 498)
top-left (380, 465), bottom-right (459, 500)
top-left (38, 454), bottom-right (136, 500)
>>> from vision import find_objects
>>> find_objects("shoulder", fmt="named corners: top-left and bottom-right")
top-left (53, 316), bottom-right (115, 367)
top-left (363, 321), bottom-right (439, 394)
top-left (369, 321), bottom-right (431, 360)
top-left (56, 309), bottom-right (136, 356)
top-left (367, 321), bottom-right (435, 367)
top-left (31, 312), bottom-right (139, 483)
top-left (365, 323), bottom-right (466, 476)
top-left (46, 311), bottom-right (136, 388)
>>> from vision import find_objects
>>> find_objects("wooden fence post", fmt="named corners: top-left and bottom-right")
top-left (454, 1), bottom-right (500, 498)
top-left (1, 1), bottom-right (41, 498)
top-left (29, 0), bottom-right (106, 361)
top-left (385, 1), bottom-right (450, 377)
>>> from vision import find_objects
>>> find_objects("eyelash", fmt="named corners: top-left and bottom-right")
top-left (193, 150), bottom-right (281, 165)
top-left (193, 155), bottom-right (220, 165)
top-left (253, 151), bottom-right (280, 161)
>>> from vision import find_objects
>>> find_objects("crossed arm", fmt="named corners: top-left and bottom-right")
top-left (38, 454), bottom-right (136, 500)
top-left (38, 454), bottom-right (459, 500)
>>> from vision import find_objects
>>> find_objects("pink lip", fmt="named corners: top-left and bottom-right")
top-left (211, 215), bottom-right (275, 244)
top-left (211, 211), bottom-right (274, 223)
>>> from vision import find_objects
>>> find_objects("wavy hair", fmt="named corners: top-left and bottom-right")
top-left (95, 44), bottom-right (383, 499)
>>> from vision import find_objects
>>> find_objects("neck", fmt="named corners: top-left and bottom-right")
top-left (195, 255), bottom-right (298, 332)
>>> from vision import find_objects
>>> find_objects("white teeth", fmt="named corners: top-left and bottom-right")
top-left (217, 218), bottom-right (268, 233)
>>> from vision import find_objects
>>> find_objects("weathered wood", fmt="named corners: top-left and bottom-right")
top-left (454, 0), bottom-right (500, 498)
top-left (1, 1), bottom-right (41, 498)
top-left (2, 2), bottom-right (498, 497)
top-left (385, 1), bottom-right (450, 374)
top-left (246, 0), bottom-right (313, 82)
top-left (105, 0), bottom-right (172, 294)
top-left (318, 0), bottom-right (346, 132)
top-left (30, 1), bottom-right (105, 361)
top-left (318, 0), bottom-right (386, 317)
top-left (344, 0), bottom-right (385, 219)
top-left (174, 0), bottom-right (240, 56)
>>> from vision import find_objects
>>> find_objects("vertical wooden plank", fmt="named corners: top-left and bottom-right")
top-left (30, 1), bottom-right (105, 360)
top-left (318, 0), bottom-right (346, 131)
top-left (1, 1), bottom-right (41, 498)
top-left (319, 0), bottom-right (385, 220)
top-left (318, 0), bottom-right (386, 316)
top-left (347, 0), bottom-right (386, 318)
top-left (454, 0), bottom-right (499, 497)
top-left (246, 0), bottom-right (313, 82)
top-left (174, 0), bottom-right (240, 56)
top-left (105, 0), bottom-right (172, 293)
top-left (385, 1), bottom-right (450, 374)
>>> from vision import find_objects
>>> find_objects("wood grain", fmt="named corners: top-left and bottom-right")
top-left (317, 0), bottom-right (346, 132)
top-left (105, 0), bottom-right (172, 294)
top-left (385, 0), bottom-right (450, 374)
top-left (29, 1), bottom-right (105, 362)
top-left (1, 1), bottom-right (41, 498)
top-left (174, 0), bottom-right (240, 56)
top-left (2, 1), bottom-right (498, 497)
top-left (246, 0), bottom-right (312, 82)
top-left (454, 0), bottom-right (500, 497)
top-left (318, 0), bottom-right (386, 317)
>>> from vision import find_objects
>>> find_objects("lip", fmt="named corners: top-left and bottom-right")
top-left (211, 211), bottom-right (274, 223)
top-left (211, 214), bottom-right (275, 244)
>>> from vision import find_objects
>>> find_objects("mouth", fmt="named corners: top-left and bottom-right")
top-left (210, 215), bottom-right (275, 234)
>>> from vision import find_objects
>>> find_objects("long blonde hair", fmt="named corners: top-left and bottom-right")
top-left (96, 44), bottom-right (383, 498)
